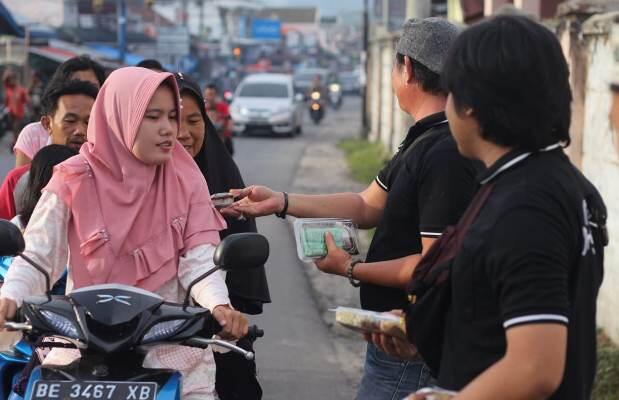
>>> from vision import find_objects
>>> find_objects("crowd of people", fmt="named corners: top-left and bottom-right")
top-left (0, 12), bottom-right (615, 400)
top-left (0, 54), bottom-right (267, 399)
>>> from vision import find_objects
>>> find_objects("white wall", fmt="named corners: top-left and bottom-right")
top-left (579, 15), bottom-right (619, 344)
top-left (3, 0), bottom-right (67, 28)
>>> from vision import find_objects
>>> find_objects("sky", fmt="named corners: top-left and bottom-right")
top-left (263, 0), bottom-right (364, 16)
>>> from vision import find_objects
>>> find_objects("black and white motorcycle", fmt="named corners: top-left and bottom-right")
top-left (0, 220), bottom-right (268, 400)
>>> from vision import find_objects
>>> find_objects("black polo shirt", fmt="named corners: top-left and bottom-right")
top-left (438, 147), bottom-right (607, 399)
top-left (362, 112), bottom-right (479, 312)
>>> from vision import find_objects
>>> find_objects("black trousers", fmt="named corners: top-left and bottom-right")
top-left (214, 337), bottom-right (262, 400)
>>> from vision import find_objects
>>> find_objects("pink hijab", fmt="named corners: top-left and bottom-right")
top-left (45, 67), bottom-right (226, 291)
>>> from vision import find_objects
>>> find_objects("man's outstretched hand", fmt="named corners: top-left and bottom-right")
top-left (223, 186), bottom-right (286, 218)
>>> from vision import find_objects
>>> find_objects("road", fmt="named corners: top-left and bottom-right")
top-left (237, 98), bottom-right (361, 399)
top-left (0, 98), bottom-right (363, 399)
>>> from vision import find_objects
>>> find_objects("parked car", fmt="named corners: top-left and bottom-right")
top-left (230, 74), bottom-right (304, 137)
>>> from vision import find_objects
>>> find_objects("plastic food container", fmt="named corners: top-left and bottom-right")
top-left (211, 193), bottom-right (235, 209)
top-left (293, 218), bottom-right (360, 262)
top-left (332, 306), bottom-right (406, 337)
top-left (414, 388), bottom-right (458, 400)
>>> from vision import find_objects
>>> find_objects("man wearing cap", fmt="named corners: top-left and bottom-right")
top-left (227, 18), bottom-right (479, 398)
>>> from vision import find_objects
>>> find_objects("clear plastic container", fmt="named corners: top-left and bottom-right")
top-left (211, 193), bottom-right (235, 210)
top-left (293, 218), bottom-right (360, 262)
top-left (331, 306), bottom-right (406, 337)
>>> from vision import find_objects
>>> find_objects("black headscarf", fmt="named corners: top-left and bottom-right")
top-left (175, 73), bottom-right (270, 314)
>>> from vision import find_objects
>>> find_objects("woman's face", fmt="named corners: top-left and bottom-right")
top-left (178, 93), bottom-right (206, 157)
top-left (132, 84), bottom-right (178, 165)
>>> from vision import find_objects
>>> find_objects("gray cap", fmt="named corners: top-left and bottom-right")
top-left (395, 17), bottom-right (459, 74)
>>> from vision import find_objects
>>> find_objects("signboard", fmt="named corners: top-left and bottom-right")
top-left (157, 26), bottom-right (190, 56)
top-left (251, 19), bottom-right (281, 41)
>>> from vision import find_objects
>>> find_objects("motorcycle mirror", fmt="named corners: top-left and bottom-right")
top-left (0, 219), bottom-right (52, 299)
top-left (183, 233), bottom-right (269, 308)
top-left (214, 233), bottom-right (269, 271)
top-left (0, 219), bottom-right (25, 256)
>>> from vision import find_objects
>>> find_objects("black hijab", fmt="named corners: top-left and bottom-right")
top-left (175, 73), bottom-right (270, 314)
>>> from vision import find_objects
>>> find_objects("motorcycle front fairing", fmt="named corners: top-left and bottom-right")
top-left (15, 284), bottom-right (220, 400)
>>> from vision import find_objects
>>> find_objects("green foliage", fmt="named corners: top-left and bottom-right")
top-left (337, 139), bottom-right (389, 184)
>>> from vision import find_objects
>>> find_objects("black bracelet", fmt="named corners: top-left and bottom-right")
top-left (276, 192), bottom-right (289, 219)
top-left (347, 260), bottom-right (362, 287)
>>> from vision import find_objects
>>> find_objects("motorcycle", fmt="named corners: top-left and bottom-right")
top-left (0, 220), bottom-right (269, 400)
top-left (327, 84), bottom-right (343, 110)
top-left (0, 106), bottom-right (11, 141)
top-left (0, 256), bottom-right (67, 400)
top-left (309, 90), bottom-right (325, 125)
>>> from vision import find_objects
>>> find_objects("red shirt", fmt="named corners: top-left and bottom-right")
top-left (4, 85), bottom-right (29, 120)
top-left (206, 101), bottom-right (232, 138)
top-left (0, 164), bottom-right (30, 220)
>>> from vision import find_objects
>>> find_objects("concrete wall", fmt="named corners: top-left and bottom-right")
top-left (557, 11), bottom-right (619, 344)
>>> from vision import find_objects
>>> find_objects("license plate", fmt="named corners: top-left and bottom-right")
top-left (31, 380), bottom-right (157, 400)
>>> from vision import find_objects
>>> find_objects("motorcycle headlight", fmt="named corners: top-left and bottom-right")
top-left (329, 84), bottom-right (340, 92)
top-left (311, 92), bottom-right (321, 100)
top-left (142, 319), bottom-right (186, 344)
top-left (40, 310), bottom-right (80, 339)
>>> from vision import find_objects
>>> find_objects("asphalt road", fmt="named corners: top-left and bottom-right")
top-left (236, 98), bottom-right (361, 399)
top-left (0, 98), bottom-right (363, 399)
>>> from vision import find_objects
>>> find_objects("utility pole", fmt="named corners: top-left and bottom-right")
top-left (182, 0), bottom-right (189, 28)
top-left (361, 0), bottom-right (369, 138)
top-left (117, 0), bottom-right (127, 64)
top-left (198, 0), bottom-right (205, 38)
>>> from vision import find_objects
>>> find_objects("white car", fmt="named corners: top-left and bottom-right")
top-left (230, 74), bottom-right (304, 136)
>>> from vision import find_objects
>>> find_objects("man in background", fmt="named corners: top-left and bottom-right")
top-left (204, 83), bottom-right (234, 155)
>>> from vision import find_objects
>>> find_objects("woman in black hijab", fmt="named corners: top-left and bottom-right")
top-left (175, 73), bottom-right (269, 400)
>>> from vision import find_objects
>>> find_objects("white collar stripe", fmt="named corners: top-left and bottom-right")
top-left (481, 142), bottom-right (562, 185)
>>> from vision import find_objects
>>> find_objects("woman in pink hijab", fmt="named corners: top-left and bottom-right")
top-left (0, 67), bottom-right (248, 399)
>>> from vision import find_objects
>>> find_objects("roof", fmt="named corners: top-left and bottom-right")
top-left (57, 27), bottom-right (155, 45)
top-left (242, 73), bottom-right (293, 83)
top-left (127, 3), bottom-right (175, 27)
top-left (29, 46), bottom-right (78, 63)
top-left (256, 7), bottom-right (318, 24)
top-left (0, 2), bottom-right (24, 36)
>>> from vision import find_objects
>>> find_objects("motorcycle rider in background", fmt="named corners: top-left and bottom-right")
top-left (204, 84), bottom-right (234, 156)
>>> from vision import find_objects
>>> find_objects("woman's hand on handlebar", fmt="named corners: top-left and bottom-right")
top-left (0, 298), bottom-right (18, 329)
top-left (212, 305), bottom-right (248, 340)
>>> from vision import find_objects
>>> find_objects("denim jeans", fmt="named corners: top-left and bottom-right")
top-left (356, 343), bottom-right (432, 400)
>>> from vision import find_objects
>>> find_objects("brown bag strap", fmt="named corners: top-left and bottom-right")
top-left (452, 183), bottom-right (494, 247)
top-left (408, 183), bottom-right (494, 294)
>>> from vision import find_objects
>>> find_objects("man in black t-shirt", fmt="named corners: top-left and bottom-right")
top-left (396, 16), bottom-right (607, 400)
top-left (227, 18), bottom-right (480, 399)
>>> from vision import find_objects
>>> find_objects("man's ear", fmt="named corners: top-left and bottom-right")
top-left (40, 115), bottom-right (52, 134)
top-left (404, 56), bottom-right (415, 85)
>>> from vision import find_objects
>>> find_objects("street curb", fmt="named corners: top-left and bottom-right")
top-left (287, 140), bottom-right (369, 387)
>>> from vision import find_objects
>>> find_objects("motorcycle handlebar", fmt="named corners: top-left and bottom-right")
top-left (247, 325), bottom-right (264, 341)
top-left (204, 316), bottom-right (264, 342)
